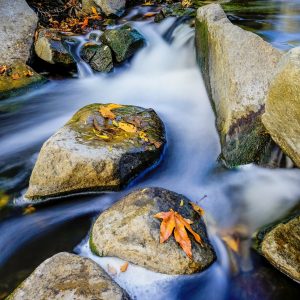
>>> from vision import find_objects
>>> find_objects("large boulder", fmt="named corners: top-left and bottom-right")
top-left (254, 214), bottom-right (300, 282)
top-left (90, 187), bottom-right (216, 275)
top-left (100, 25), bottom-right (145, 63)
top-left (195, 4), bottom-right (282, 167)
top-left (7, 252), bottom-right (130, 300)
top-left (25, 104), bottom-right (166, 200)
top-left (0, 63), bottom-right (45, 100)
top-left (262, 47), bottom-right (300, 167)
top-left (0, 0), bottom-right (38, 65)
top-left (93, 0), bottom-right (126, 16)
top-left (80, 42), bottom-right (113, 72)
top-left (34, 29), bottom-right (75, 65)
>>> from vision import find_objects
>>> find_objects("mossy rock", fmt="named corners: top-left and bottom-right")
top-left (0, 62), bottom-right (45, 100)
top-left (25, 103), bottom-right (166, 201)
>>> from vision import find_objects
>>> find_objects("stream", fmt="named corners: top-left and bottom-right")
top-left (1, 1), bottom-right (300, 299)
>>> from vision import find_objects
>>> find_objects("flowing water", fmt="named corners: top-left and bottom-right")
top-left (0, 1), bottom-right (300, 299)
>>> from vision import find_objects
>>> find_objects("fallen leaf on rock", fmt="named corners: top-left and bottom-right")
top-left (190, 202), bottom-right (205, 216)
top-left (99, 104), bottom-right (123, 120)
top-left (23, 69), bottom-right (34, 77)
top-left (120, 262), bottom-right (129, 272)
top-left (118, 122), bottom-right (137, 133)
top-left (107, 264), bottom-right (117, 275)
top-left (23, 205), bottom-right (36, 215)
top-left (154, 209), bottom-right (203, 259)
top-left (11, 73), bottom-right (21, 80)
top-left (91, 6), bottom-right (98, 15)
top-left (139, 131), bottom-right (149, 142)
top-left (81, 17), bottom-right (89, 29)
top-left (0, 65), bottom-right (7, 75)
top-left (180, 200), bottom-right (184, 206)
top-left (182, 0), bottom-right (193, 8)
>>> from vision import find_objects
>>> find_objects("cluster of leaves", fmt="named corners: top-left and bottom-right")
top-left (154, 202), bottom-right (205, 259)
top-left (91, 104), bottom-right (162, 149)
top-left (0, 65), bottom-right (34, 80)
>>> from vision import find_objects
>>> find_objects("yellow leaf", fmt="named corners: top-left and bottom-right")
top-left (118, 122), bottom-right (137, 133)
top-left (222, 236), bottom-right (239, 253)
top-left (99, 104), bottom-right (123, 120)
top-left (11, 73), bottom-right (21, 80)
top-left (120, 262), bottom-right (129, 272)
top-left (23, 205), bottom-right (36, 215)
top-left (180, 200), bottom-right (184, 206)
top-left (0, 193), bottom-right (9, 209)
top-left (139, 131), bottom-right (149, 142)
top-left (91, 6), bottom-right (98, 15)
top-left (190, 202), bottom-right (205, 216)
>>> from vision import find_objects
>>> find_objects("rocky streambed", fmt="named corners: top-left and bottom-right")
top-left (0, 0), bottom-right (300, 300)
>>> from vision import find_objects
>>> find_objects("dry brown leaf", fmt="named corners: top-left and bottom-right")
top-left (222, 236), bottom-right (239, 253)
top-left (154, 209), bottom-right (203, 259)
top-left (99, 104), bottom-right (123, 120)
top-left (120, 262), bottom-right (129, 272)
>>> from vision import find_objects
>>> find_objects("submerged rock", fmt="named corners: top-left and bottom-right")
top-left (0, 0), bottom-right (38, 65)
top-left (81, 42), bottom-right (113, 72)
top-left (0, 63), bottom-right (45, 100)
top-left (195, 4), bottom-right (282, 167)
top-left (25, 104), bottom-right (166, 200)
top-left (254, 214), bottom-right (300, 282)
top-left (7, 252), bottom-right (130, 300)
top-left (262, 47), bottom-right (300, 167)
top-left (90, 187), bottom-right (216, 275)
top-left (100, 25), bottom-right (145, 63)
top-left (93, 0), bottom-right (126, 16)
top-left (34, 29), bottom-right (75, 65)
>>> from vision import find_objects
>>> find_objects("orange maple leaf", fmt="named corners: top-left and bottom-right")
top-left (154, 209), bottom-right (203, 259)
top-left (99, 104), bottom-right (123, 120)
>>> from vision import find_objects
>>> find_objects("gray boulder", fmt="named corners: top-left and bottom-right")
top-left (254, 214), bottom-right (300, 282)
top-left (195, 4), bottom-right (282, 167)
top-left (94, 0), bottom-right (126, 16)
top-left (81, 42), bottom-right (113, 72)
top-left (90, 187), bottom-right (216, 275)
top-left (262, 47), bottom-right (300, 167)
top-left (0, 0), bottom-right (38, 65)
top-left (34, 29), bottom-right (75, 65)
top-left (7, 252), bottom-right (130, 300)
top-left (101, 25), bottom-right (145, 63)
top-left (25, 104), bottom-right (166, 200)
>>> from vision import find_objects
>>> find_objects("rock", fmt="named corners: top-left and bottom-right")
top-left (0, 0), bottom-right (38, 65)
top-left (93, 0), bottom-right (126, 16)
top-left (195, 4), bottom-right (282, 167)
top-left (7, 252), bottom-right (130, 300)
top-left (100, 25), bottom-right (145, 63)
top-left (34, 29), bottom-right (75, 65)
top-left (25, 104), bottom-right (166, 200)
top-left (90, 187), bottom-right (216, 275)
top-left (80, 42), bottom-right (113, 72)
top-left (0, 62), bottom-right (45, 100)
top-left (262, 47), bottom-right (300, 167)
top-left (254, 214), bottom-right (300, 282)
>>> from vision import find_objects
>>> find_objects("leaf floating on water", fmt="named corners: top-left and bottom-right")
top-left (107, 264), bottom-right (117, 275)
top-left (222, 236), bottom-right (239, 253)
top-left (23, 205), bottom-right (36, 215)
top-left (120, 262), bottom-right (129, 272)
top-left (154, 209), bottom-right (203, 259)
top-left (144, 12), bottom-right (157, 18)
top-left (190, 202), bottom-right (205, 216)
top-left (0, 192), bottom-right (9, 209)
top-left (99, 104), bottom-right (123, 120)
top-left (118, 122), bottom-right (137, 133)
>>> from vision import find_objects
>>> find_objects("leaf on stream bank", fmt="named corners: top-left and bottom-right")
top-left (154, 209), bottom-right (204, 259)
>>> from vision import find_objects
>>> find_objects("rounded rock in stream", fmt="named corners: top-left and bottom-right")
top-left (90, 187), bottom-right (216, 275)
top-left (100, 25), bottom-right (145, 63)
top-left (25, 104), bottom-right (166, 200)
top-left (80, 43), bottom-right (113, 72)
top-left (7, 252), bottom-right (130, 300)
